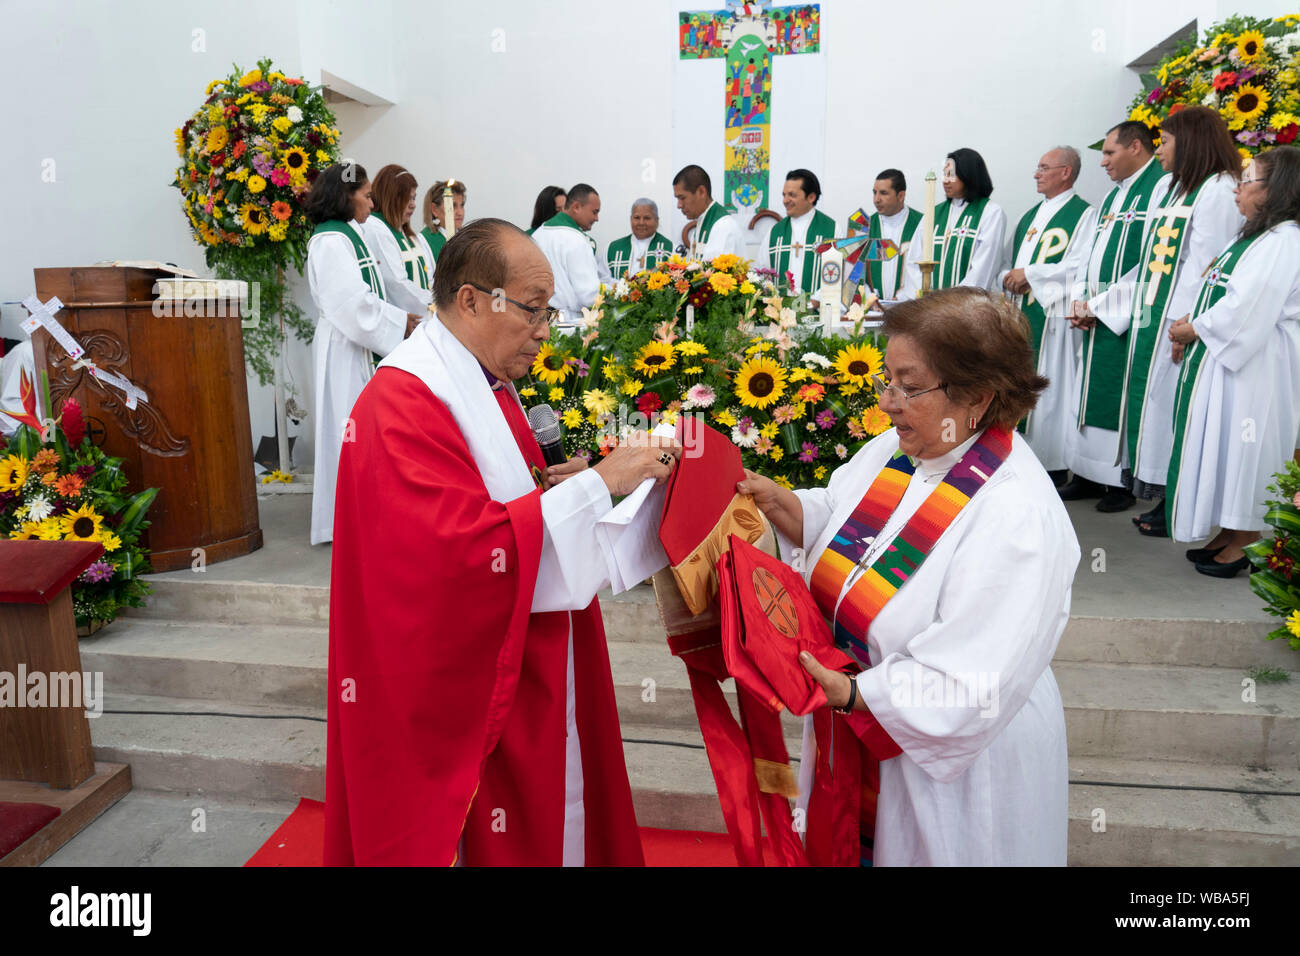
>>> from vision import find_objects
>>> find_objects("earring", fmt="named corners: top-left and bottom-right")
top-left (968, 416), bottom-right (978, 430)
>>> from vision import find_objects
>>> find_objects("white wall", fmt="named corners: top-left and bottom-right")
top-left (2, 0), bottom-right (1241, 474)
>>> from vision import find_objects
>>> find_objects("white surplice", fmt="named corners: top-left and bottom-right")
top-left (1171, 222), bottom-right (1300, 541)
top-left (1068, 159), bottom-right (1171, 485)
top-left (1001, 190), bottom-right (1098, 471)
top-left (533, 223), bottom-right (601, 322)
top-left (783, 429), bottom-right (1078, 866)
top-left (306, 221), bottom-right (410, 545)
top-left (944, 196), bottom-right (1007, 292)
top-left (692, 201), bottom-right (745, 259)
top-left (379, 316), bottom-right (666, 865)
top-left (779, 208), bottom-right (816, 294)
top-left (359, 217), bottom-right (435, 315)
top-left (871, 207), bottom-right (923, 301)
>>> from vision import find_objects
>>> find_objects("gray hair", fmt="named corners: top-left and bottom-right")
top-left (631, 197), bottom-right (659, 217)
top-left (1056, 146), bottom-right (1081, 185)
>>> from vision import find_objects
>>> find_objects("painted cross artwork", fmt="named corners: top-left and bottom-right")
top-left (816, 215), bottom-right (900, 308)
top-left (678, 1), bottom-right (821, 214)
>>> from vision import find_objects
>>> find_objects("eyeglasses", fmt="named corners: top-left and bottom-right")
top-left (870, 372), bottom-right (947, 403)
top-left (1240, 175), bottom-right (1268, 186)
top-left (467, 283), bottom-right (559, 329)
top-left (1035, 164), bottom-right (1069, 173)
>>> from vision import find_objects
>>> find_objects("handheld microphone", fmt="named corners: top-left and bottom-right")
top-left (526, 403), bottom-right (568, 467)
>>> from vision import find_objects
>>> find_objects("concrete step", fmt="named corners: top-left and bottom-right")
top-left (1057, 616), bottom-right (1295, 671)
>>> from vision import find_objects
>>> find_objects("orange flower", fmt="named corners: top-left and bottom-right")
top-left (31, 448), bottom-right (60, 474)
top-left (271, 200), bottom-right (292, 221)
top-left (41, 470), bottom-right (58, 486)
top-left (628, 288), bottom-right (643, 302)
top-left (54, 473), bottom-right (85, 497)
top-left (674, 278), bottom-right (690, 293)
top-left (797, 383), bottom-right (825, 403)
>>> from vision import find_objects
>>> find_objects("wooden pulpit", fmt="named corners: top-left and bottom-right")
top-left (0, 540), bottom-right (131, 866)
top-left (31, 265), bottom-right (263, 572)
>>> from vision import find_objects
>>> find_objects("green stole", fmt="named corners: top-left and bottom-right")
top-left (695, 201), bottom-right (729, 246)
top-left (420, 226), bottom-right (447, 263)
top-left (1165, 230), bottom-right (1266, 529)
top-left (1077, 158), bottom-right (1166, 430)
top-left (373, 212), bottom-right (431, 290)
top-left (540, 210), bottom-right (597, 252)
top-left (866, 207), bottom-right (922, 296)
top-left (1011, 194), bottom-right (1091, 365)
top-left (606, 232), bottom-right (673, 277)
top-left (312, 219), bottom-right (386, 367)
top-left (1120, 175), bottom-right (1210, 473)
top-left (767, 209), bottom-right (836, 291)
top-left (931, 198), bottom-right (989, 289)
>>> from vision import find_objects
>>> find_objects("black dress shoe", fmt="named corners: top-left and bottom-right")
top-left (1195, 553), bottom-right (1251, 578)
top-left (1185, 545), bottom-right (1225, 564)
top-left (1096, 487), bottom-right (1137, 512)
top-left (1132, 499), bottom-right (1165, 526)
top-left (1057, 476), bottom-right (1103, 500)
top-left (1047, 469), bottom-right (1069, 487)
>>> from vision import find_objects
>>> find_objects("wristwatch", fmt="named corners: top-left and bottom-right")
top-left (834, 672), bottom-right (858, 715)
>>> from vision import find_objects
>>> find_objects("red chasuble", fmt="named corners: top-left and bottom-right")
top-left (324, 368), bottom-right (643, 866)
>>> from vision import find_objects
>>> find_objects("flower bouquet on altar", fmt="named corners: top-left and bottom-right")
top-left (1, 370), bottom-right (159, 630)
top-left (1244, 459), bottom-right (1300, 650)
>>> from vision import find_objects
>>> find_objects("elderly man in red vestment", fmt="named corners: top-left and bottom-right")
top-left (324, 218), bottom-right (680, 866)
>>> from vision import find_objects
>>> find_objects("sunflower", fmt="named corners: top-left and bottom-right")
top-left (531, 343), bottom-right (572, 385)
top-left (861, 405), bottom-right (893, 436)
top-left (1236, 30), bottom-right (1265, 63)
top-left (833, 343), bottom-right (883, 384)
top-left (240, 203), bottom-right (269, 235)
top-left (0, 455), bottom-right (27, 492)
top-left (1228, 83), bottom-right (1270, 127)
top-left (174, 127), bottom-right (187, 156)
top-left (281, 147), bottom-right (310, 179)
top-left (734, 356), bottom-right (788, 409)
top-left (205, 126), bottom-right (229, 153)
top-left (58, 504), bottom-right (104, 541)
top-left (633, 341), bottom-right (676, 376)
top-left (8, 521), bottom-right (42, 540)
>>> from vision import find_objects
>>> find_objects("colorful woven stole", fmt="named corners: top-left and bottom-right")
top-left (1165, 230), bottom-right (1266, 529)
top-left (931, 198), bottom-right (988, 290)
top-left (809, 427), bottom-right (1015, 667)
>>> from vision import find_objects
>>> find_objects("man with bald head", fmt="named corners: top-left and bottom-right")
top-left (999, 146), bottom-right (1096, 482)
top-left (325, 219), bottom-right (681, 866)
top-left (606, 199), bottom-right (674, 278)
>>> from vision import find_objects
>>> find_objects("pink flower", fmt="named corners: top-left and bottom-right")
top-left (772, 404), bottom-right (796, 424)
top-left (816, 409), bottom-right (837, 430)
top-left (79, 560), bottom-right (115, 583)
top-left (799, 442), bottom-right (818, 463)
top-left (683, 384), bottom-right (716, 409)
top-left (269, 167), bottom-right (291, 187)
top-left (834, 443), bottom-right (848, 459)
top-left (755, 436), bottom-right (773, 455)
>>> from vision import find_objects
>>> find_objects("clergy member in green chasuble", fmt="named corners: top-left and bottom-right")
top-left (606, 199), bottom-right (674, 279)
top-left (766, 168), bottom-right (836, 295)
top-left (851, 169), bottom-right (925, 302)
top-left (931, 148), bottom-right (1007, 292)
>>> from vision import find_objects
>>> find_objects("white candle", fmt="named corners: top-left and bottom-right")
top-left (443, 180), bottom-right (456, 239)
top-left (685, 304), bottom-right (695, 333)
top-left (922, 171), bottom-right (936, 260)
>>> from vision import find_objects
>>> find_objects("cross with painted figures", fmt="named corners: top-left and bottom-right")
top-left (678, 1), bottom-right (821, 213)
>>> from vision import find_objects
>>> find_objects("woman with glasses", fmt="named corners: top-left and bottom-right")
top-left (1165, 146), bottom-right (1300, 577)
top-left (738, 288), bottom-right (1078, 865)
top-left (305, 163), bottom-right (424, 546)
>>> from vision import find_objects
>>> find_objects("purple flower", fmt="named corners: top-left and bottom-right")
top-left (1238, 67), bottom-right (1258, 83)
top-left (250, 81), bottom-right (271, 93)
top-left (573, 448), bottom-right (592, 463)
top-left (799, 442), bottom-right (819, 463)
top-left (79, 560), bottom-right (115, 583)
top-left (738, 416), bottom-right (754, 431)
top-left (50, 500), bottom-right (69, 517)
top-left (1237, 129), bottom-right (1267, 146)
top-left (1146, 87), bottom-right (1163, 105)
top-left (252, 152), bottom-right (274, 176)
top-left (575, 359), bottom-right (590, 376)
top-left (816, 409), bottom-right (837, 430)
top-left (76, 464), bottom-right (95, 479)
top-left (0, 491), bottom-right (16, 508)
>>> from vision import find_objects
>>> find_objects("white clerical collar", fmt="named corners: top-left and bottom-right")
top-left (1122, 157), bottom-right (1158, 190)
top-left (950, 197), bottom-right (967, 212)
top-left (630, 233), bottom-right (651, 248)
top-left (1040, 188), bottom-right (1075, 214)
top-left (915, 429), bottom-right (984, 481)
top-left (880, 207), bottom-right (908, 226)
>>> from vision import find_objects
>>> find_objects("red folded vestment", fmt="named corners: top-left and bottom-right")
top-left (717, 534), bottom-right (854, 716)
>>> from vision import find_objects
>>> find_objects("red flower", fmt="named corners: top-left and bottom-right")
top-left (189, 168), bottom-right (199, 182)
top-left (61, 397), bottom-right (85, 446)
top-left (210, 151), bottom-right (225, 167)
top-left (1213, 71), bottom-right (1239, 91)
top-left (231, 140), bottom-right (247, 159)
top-left (636, 392), bottom-right (663, 415)
top-left (1167, 103), bottom-right (1186, 116)
top-left (1278, 124), bottom-right (1299, 145)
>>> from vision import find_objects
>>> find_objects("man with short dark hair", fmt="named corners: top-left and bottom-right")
top-left (325, 219), bottom-right (681, 866)
top-left (606, 199), bottom-right (674, 278)
top-left (533, 183), bottom-right (604, 320)
top-left (672, 164), bottom-right (743, 259)
top-left (854, 169), bottom-right (924, 301)
top-left (1062, 121), bottom-right (1170, 510)
top-left (766, 168), bottom-right (836, 293)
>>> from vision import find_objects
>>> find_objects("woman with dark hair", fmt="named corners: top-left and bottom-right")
top-left (421, 180), bottom-right (466, 262)
top-left (1165, 146), bottom-right (1300, 576)
top-left (931, 147), bottom-right (1006, 291)
top-left (305, 163), bottom-right (422, 545)
top-left (1120, 106), bottom-right (1243, 536)
top-left (738, 288), bottom-right (1078, 865)
top-left (529, 185), bottom-right (567, 233)
top-left (361, 164), bottom-right (435, 313)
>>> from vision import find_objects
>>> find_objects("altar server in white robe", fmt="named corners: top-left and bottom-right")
top-left (360, 163), bottom-right (435, 315)
top-left (1167, 147), bottom-right (1300, 577)
top-left (305, 164), bottom-right (421, 546)
top-left (999, 146), bottom-right (1097, 477)
top-left (532, 183), bottom-right (604, 323)
top-left (740, 288), bottom-right (1076, 866)
top-left (1066, 122), bottom-right (1170, 511)
top-left (930, 149), bottom-right (1007, 292)
top-left (672, 164), bottom-right (744, 259)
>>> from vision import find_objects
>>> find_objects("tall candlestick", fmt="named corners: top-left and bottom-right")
top-left (922, 170), bottom-right (936, 261)
top-left (442, 180), bottom-right (456, 240)
top-left (685, 304), bottom-right (695, 333)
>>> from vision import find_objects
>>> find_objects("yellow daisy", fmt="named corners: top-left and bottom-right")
top-left (582, 389), bottom-right (617, 416)
top-left (519, 387), bottom-right (538, 398)
top-left (646, 272), bottom-right (670, 291)
top-left (531, 343), bottom-right (572, 385)
top-left (734, 356), bottom-right (788, 409)
top-left (1228, 83), bottom-right (1270, 128)
top-left (862, 405), bottom-right (893, 436)
top-left (676, 340), bottom-right (708, 357)
top-left (814, 466), bottom-right (827, 480)
top-left (770, 446), bottom-right (784, 462)
top-left (98, 531), bottom-right (122, 553)
top-left (633, 341), bottom-right (676, 376)
top-left (1287, 609), bottom-right (1300, 638)
top-left (205, 126), bottom-right (229, 153)
top-left (620, 379), bottom-right (642, 397)
top-left (548, 387), bottom-right (565, 403)
top-left (683, 365), bottom-right (704, 375)
top-left (561, 408), bottom-right (584, 428)
top-left (1236, 30), bottom-right (1265, 63)
top-left (709, 272), bottom-right (737, 295)
top-left (834, 343), bottom-right (884, 385)
top-left (774, 476), bottom-right (793, 490)
top-left (36, 517), bottom-right (64, 540)
top-left (740, 281), bottom-right (756, 294)
top-left (272, 116), bottom-right (293, 134)
top-left (760, 422), bottom-right (778, 439)
top-left (58, 503), bottom-right (104, 542)
top-left (714, 408), bottom-right (738, 427)
top-left (0, 455), bottom-right (27, 492)
top-left (247, 174), bottom-right (267, 194)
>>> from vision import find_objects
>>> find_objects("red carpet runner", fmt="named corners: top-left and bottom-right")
top-left (245, 798), bottom-right (738, 867)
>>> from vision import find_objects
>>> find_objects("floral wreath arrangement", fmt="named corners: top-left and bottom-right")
top-left (171, 57), bottom-right (343, 385)
top-left (1245, 459), bottom-right (1300, 650)
top-left (1, 371), bottom-right (159, 629)
top-left (517, 253), bottom-right (891, 490)
top-left (1127, 13), bottom-right (1300, 156)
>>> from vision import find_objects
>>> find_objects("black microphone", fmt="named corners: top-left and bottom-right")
top-left (526, 403), bottom-right (568, 467)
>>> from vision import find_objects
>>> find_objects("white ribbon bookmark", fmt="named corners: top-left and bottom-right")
top-left (20, 293), bottom-right (149, 409)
